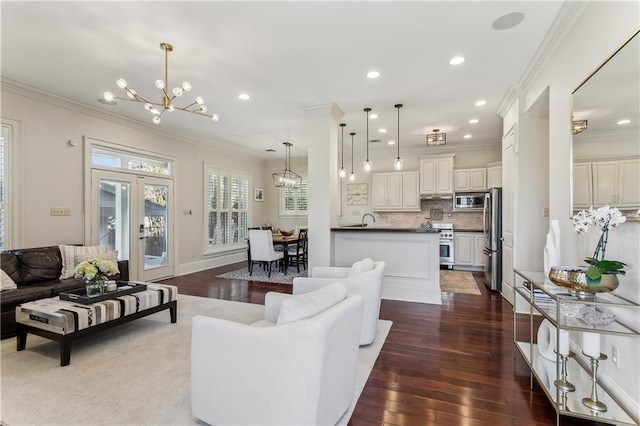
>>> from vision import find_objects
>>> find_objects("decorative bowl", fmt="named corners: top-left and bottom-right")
top-left (280, 230), bottom-right (294, 237)
top-left (549, 266), bottom-right (619, 294)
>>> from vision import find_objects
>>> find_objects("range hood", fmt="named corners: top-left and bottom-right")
top-left (420, 194), bottom-right (453, 199)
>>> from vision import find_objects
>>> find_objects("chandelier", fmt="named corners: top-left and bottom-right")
top-left (426, 129), bottom-right (446, 146)
top-left (272, 142), bottom-right (302, 189)
top-left (99, 42), bottom-right (219, 125)
top-left (572, 120), bottom-right (588, 134)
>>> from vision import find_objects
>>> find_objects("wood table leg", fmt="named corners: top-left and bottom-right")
top-left (169, 301), bottom-right (177, 323)
top-left (60, 336), bottom-right (72, 367)
top-left (16, 329), bottom-right (27, 351)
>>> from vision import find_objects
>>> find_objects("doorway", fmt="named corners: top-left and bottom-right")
top-left (91, 169), bottom-right (174, 281)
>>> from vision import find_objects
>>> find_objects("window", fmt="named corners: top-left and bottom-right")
top-left (280, 179), bottom-right (308, 216)
top-left (92, 146), bottom-right (171, 176)
top-left (206, 166), bottom-right (249, 252)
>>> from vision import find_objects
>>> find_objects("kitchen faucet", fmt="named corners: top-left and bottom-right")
top-left (362, 213), bottom-right (376, 227)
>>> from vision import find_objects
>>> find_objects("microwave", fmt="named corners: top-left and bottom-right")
top-left (454, 193), bottom-right (486, 210)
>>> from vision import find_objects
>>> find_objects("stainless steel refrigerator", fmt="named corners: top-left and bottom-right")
top-left (483, 188), bottom-right (502, 291)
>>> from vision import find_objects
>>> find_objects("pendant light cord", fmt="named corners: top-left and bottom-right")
top-left (395, 104), bottom-right (402, 159)
top-left (350, 132), bottom-right (355, 172)
top-left (364, 108), bottom-right (371, 161)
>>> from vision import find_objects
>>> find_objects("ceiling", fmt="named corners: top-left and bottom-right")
top-left (1, 1), bottom-right (567, 160)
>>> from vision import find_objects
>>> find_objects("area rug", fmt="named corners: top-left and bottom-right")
top-left (440, 270), bottom-right (482, 294)
top-left (0, 294), bottom-right (391, 425)
top-left (215, 266), bottom-right (307, 284)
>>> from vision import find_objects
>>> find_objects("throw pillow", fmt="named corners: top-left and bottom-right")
top-left (59, 245), bottom-right (108, 279)
top-left (348, 258), bottom-right (375, 277)
top-left (277, 282), bottom-right (347, 325)
top-left (73, 251), bottom-right (120, 276)
top-left (0, 269), bottom-right (18, 291)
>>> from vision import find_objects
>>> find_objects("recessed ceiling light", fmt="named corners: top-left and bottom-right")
top-left (238, 93), bottom-right (250, 100)
top-left (469, 118), bottom-right (479, 124)
top-left (379, 128), bottom-right (387, 133)
top-left (464, 134), bottom-right (472, 139)
top-left (388, 140), bottom-right (395, 145)
top-left (366, 71), bottom-right (380, 79)
top-left (617, 119), bottom-right (631, 125)
top-left (370, 113), bottom-right (378, 119)
top-left (449, 56), bottom-right (465, 65)
top-left (475, 100), bottom-right (487, 106)
top-left (265, 149), bottom-right (275, 152)
top-left (492, 11), bottom-right (525, 31)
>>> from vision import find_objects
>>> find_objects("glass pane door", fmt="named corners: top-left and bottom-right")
top-left (138, 177), bottom-right (173, 282)
top-left (143, 182), bottom-right (168, 270)
top-left (97, 179), bottom-right (131, 261)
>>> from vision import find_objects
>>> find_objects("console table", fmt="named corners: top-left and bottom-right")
top-left (513, 269), bottom-right (638, 425)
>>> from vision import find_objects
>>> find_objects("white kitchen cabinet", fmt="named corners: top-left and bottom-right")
top-left (372, 171), bottom-right (419, 211)
top-left (455, 232), bottom-right (484, 268)
top-left (487, 165), bottom-right (502, 188)
top-left (573, 162), bottom-right (593, 209)
top-left (454, 168), bottom-right (487, 192)
top-left (474, 234), bottom-right (485, 267)
top-left (454, 234), bottom-right (474, 266)
top-left (419, 154), bottom-right (455, 195)
top-left (591, 159), bottom-right (640, 208)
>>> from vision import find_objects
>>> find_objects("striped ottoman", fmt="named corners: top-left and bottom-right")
top-left (16, 283), bottom-right (177, 366)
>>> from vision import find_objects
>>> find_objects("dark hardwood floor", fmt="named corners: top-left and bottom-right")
top-left (159, 263), bottom-right (600, 425)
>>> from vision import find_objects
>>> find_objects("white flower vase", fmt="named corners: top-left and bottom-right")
top-left (544, 220), bottom-right (561, 277)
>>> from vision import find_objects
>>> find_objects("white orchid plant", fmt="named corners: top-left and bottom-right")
top-left (74, 258), bottom-right (118, 282)
top-left (572, 205), bottom-right (627, 281)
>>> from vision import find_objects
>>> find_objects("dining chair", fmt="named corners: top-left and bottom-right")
top-left (286, 228), bottom-right (308, 273)
top-left (247, 227), bottom-right (261, 270)
top-left (248, 229), bottom-right (285, 277)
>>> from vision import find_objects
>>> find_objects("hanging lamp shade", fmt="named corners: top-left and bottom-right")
top-left (349, 132), bottom-right (356, 182)
top-left (339, 123), bottom-right (347, 178)
top-left (272, 142), bottom-right (302, 189)
top-left (394, 103), bottom-right (403, 170)
top-left (363, 107), bottom-right (372, 172)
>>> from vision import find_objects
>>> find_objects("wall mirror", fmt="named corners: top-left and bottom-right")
top-left (571, 29), bottom-right (639, 215)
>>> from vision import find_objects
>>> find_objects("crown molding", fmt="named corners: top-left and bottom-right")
top-left (517, 1), bottom-right (589, 94)
top-left (300, 102), bottom-right (345, 121)
top-left (496, 2), bottom-right (588, 118)
top-left (0, 78), bottom-right (266, 161)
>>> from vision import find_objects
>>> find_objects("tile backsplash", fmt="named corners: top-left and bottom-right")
top-left (351, 198), bottom-right (483, 231)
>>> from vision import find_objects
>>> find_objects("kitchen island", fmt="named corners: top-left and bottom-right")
top-left (331, 227), bottom-right (441, 305)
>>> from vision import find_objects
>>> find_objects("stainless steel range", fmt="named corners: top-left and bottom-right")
top-left (432, 223), bottom-right (454, 269)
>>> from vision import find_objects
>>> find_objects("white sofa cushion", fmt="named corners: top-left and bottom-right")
top-left (1, 269), bottom-right (17, 291)
top-left (59, 244), bottom-right (109, 279)
top-left (348, 257), bottom-right (375, 277)
top-left (277, 281), bottom-right (347, 325)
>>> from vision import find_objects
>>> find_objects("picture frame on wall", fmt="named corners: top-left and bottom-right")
top-left (254, 187), bottom-right (264, 202)
top-left (346, 183), bottom-right (368, 205)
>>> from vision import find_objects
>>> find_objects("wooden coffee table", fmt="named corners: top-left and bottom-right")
top-left (15, 282), bottom-right (178, 366)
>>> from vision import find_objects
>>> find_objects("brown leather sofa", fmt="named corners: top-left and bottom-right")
top-left (1, 246), bottom-right (129, 339)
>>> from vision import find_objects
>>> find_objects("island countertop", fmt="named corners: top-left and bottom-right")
top-left (331, 227), bottom-right (439, 233)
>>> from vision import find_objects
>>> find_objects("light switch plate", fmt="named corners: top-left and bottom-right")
top-left (50, 207), bottom-right (71, 216)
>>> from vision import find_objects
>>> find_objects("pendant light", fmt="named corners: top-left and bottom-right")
top-left (339, 123), bottom-right (347, 178)
top-left (349, 132), bottom-right (356, 182)
top-left (394, 104), bottom-right (403, 171)
top-left (363, 107), bottom-right (372, 172)
top-left (272, 142), bottom-right (302, 189)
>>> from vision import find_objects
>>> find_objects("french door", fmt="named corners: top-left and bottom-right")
top-left (91, 169), bottom-right (174, 281)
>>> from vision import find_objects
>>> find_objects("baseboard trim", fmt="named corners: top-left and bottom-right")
top-left (178, 252), bottom-right (246, 276)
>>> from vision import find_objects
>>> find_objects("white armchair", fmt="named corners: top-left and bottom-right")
top-left (292, 258), bottom-right (385, 345)
top-left (191, 283), bottom-right (364, 426)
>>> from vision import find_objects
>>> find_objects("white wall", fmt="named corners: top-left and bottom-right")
top-left (517, 2), bottom-right (639, 417)
top-left (2, 83), bottom-right (266, 273)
